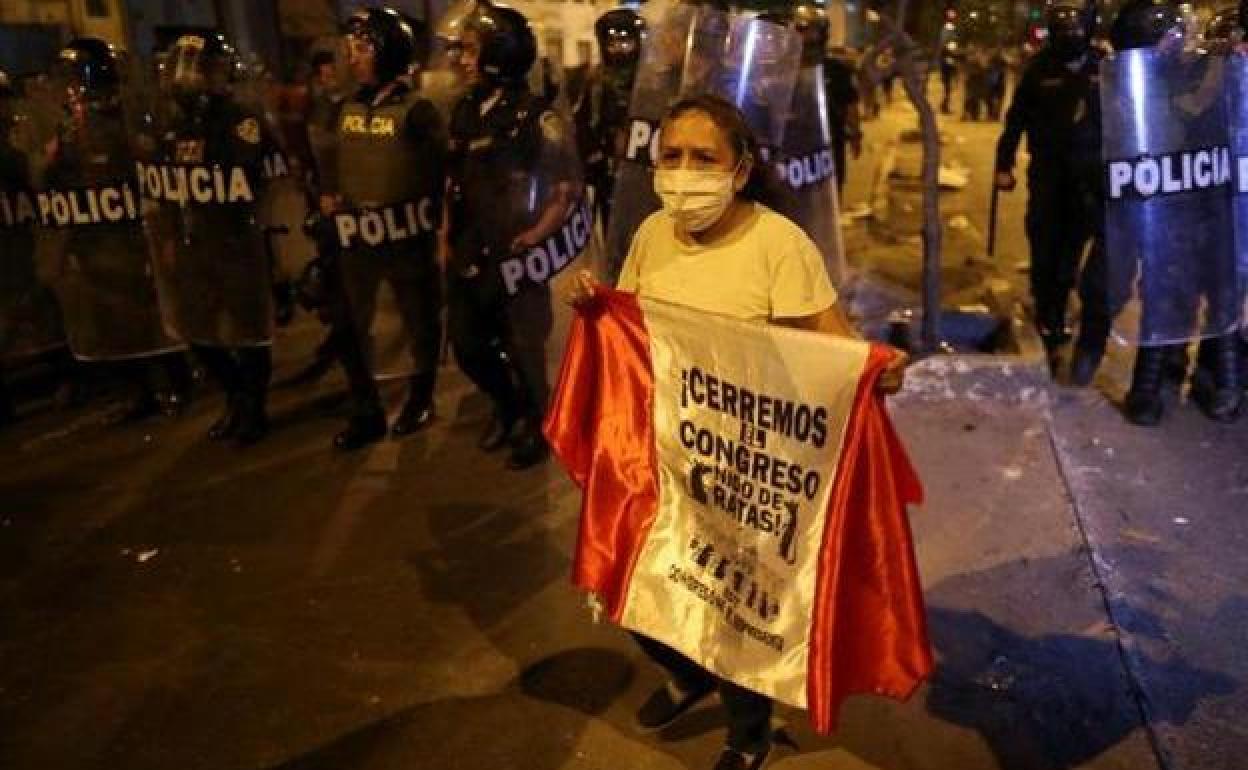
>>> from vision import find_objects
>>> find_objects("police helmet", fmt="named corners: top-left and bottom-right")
top-left (167, 32), bottom-right (241, 94)
top-left (1110, 0), bottom-right (1185, 51)
top-left (793, 3), bottom-right (831, 61)
top-left (1046, 5), bottom-right (1089, 61)
top-left (54, 38), bottom-right (122, 96)
top-left (467, 3), bottom-right (537, 87)
top-left (594, 8), bottom-right (645, 68)
top-left (345, 7), bottom-right (427, 83)
top-left (1205, 7), bottom-right (1240, 51)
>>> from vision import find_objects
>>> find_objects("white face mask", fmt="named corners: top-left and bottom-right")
top-left (653, 166), bottom-right (741, 234)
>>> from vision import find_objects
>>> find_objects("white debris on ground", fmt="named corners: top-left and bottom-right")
top-left (895, 356), bottom-right (1052, 407)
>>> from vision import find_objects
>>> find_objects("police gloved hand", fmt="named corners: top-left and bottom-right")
top-left (995, 170), bottom-right (1017, 191)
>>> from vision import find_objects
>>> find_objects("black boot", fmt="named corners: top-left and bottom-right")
top-left (1125, 346), bottom-right (1167, 426)
top-left (334, 409), bottom-right (388, 451)
top-left (391, 371), bottom-right (436, 436)
top-left (479, 411), bottom-right (517, 452)
top-left (1192, 336), bottom-right (1243, 423)
top-left (507, 418), bottom-right (550, 471)
top-left (232, 394), bottom-right (269, 446)
top-left (115, 391), bottom-right (160, 424)
top-left (1069, 342), bottom-right (1105, 387)
top-left (208, 395), bottom-right (241, 440)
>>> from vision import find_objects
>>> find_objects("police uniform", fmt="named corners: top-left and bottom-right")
top-left (996, 44), bottom-right (1112, 373)
top-left (327, 78), bottom-right (445, 438)
top-left (145, 80), bottom-right (279, 443)
top-left (44, 103), bottom-right (191, 414)
top-left (447, 82), bottom-right (567, 468)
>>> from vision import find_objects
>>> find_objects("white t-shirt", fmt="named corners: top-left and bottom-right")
top-left (615, 203), bottom-right (838, 323)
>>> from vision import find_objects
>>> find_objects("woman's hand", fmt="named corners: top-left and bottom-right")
top-left (566, 269), bottom-right (599, 308)
top-left (878, 348), bottom-right (909, 395)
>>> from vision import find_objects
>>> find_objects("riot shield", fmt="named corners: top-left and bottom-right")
top-left (1224, 52), bottom-right (1248, 330)
top-left (142, 52), bottom-right (278, 348)
top-left (604, 5), bottom-right (801, 279)
top-left (1, 100), bottom-right (65, 363)
top-left (37, 54), bottom-right (182, 362)
top-left (1100, 48), bottom-right (1239, 345)
top-left (446, 87), bottom-right (605, 418)
top-left (774, 63), bottom-right (846, 288)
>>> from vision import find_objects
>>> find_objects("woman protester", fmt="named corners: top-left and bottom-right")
top-left (569, 93), bottom-right (908, 770)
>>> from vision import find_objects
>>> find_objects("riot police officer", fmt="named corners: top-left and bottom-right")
top-left (1108, 0), bottom-right (1242, 425)
top-left (1, 69), bottom-right (30, 427)
top-left (143, 32), bottom-right (281, 445)
top-left (587, 8), bottom-right (645, 230)
top-left (1190, 5), bottom-right (1246, 422)
top-left (995, 4), bottom-right (1110, 384)
top-left (43, 39), bottom-right (192, 421)
top-left (318, 8), bottom-right (445, 451)
top-left (447, 2), bottom-right (580, 470)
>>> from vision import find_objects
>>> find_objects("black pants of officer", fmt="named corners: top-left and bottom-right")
top-left (448, 269), bottom-right (553, 428)
top-left (336, 247), bottom-right (442, 417)
top-left (632, 633), bottom-right (772, 754)
top-left (193, 344), bottom-right (271, 410)
top-left (117, 351), bottom-right (193, 403)
top-left (1025, 166), bottom-right (1113, 352)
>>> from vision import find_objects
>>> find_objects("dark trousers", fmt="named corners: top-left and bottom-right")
top-left (632, 633), bottom-right (773, 754)
top-left (447, 269), bottom-right (552, 424)
top-left (330, 248), bottom-right (441, 417)
top-left (116, 352), bottom-right (193, 401)
top-left (193, 344), bottom-right (271, 407)
top-left (1025, 166), bottom-right (1113, 350)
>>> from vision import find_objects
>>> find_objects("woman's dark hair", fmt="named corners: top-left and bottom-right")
top-left (661, 92), bottom-right (796, 212)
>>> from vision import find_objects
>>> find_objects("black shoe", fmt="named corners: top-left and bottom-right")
top-left (712, 746), bottom-right (771, 770)
top-left (207, 400), bottom-right (241, 440)
top-left (391, 399), bottom-right (434, 436)
top-left (334, 412), bottom-right (388, 451)
top-left (115, 393), bottom-right (160, 424)
top-left (507, 433), bottom-right (549, 470)
top-left (1192, 336), bottom-right (1243, 423)
top-left (635, 681), bottom-right (714, 732)
top-left (232, 402), bottom-right (269, 446)
top-left (161, 390), bottom-right (192, 418)
top-left (1069, 346), bottom-right (1104, 387)
top-left (478, 414), bottom-right (516, 452)
top-left (1125, 347), bottom-right (1166, 426)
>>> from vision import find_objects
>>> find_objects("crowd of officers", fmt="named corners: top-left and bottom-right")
top-left (996, 0), bottom-right (1248, 427)
top-left (2, 1), bottom-right (872, 464)
top-left (0, 3), bottom-right (645, 469)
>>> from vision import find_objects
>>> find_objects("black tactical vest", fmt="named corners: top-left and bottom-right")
top-left (336, 87), bottom-right (439, 207)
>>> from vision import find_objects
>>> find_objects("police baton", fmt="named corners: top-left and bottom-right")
top-left (987, 181), bottom-right (1000, 258)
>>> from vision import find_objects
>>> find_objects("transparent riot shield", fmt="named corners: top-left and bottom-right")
top-left (1100, 48), bottom-right (1239, 346)
top-left (143, 54), bottom-right (277, 348)
top-left (38, 55), bottom-right (183, 362)
top-left (1224, 52), bottom-right (1248, 330)
top-left (1, 102), bottom-right (65, 363)
top-left (604, 5), bottom-right (801, 279)
top-left (774, 63), bottom-right (846, 288)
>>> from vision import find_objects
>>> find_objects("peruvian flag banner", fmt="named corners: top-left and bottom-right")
top-left (544, 289), bottom-right (933, 733)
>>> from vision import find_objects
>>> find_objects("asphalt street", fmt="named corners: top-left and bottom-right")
top-left (1, 81), bottom-right (1245, 770)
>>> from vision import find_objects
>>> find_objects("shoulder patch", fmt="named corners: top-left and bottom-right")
top-left (236, 117), bottom-right (261, 145)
